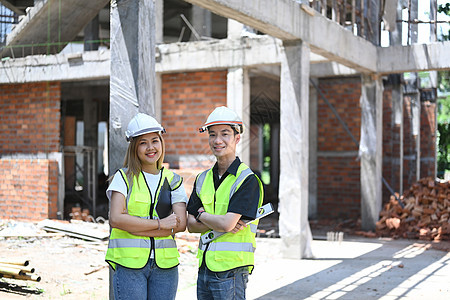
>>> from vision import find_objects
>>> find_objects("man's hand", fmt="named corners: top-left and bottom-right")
top-left (230, 220), bottom-right (247, 234)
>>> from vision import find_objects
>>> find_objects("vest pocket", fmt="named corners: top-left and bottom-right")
top-left (161, 247), bottom-right (180, 259)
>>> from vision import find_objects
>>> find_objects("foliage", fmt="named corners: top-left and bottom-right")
top-left (437, 123), bottom-right (450, 178)
top-left (438, 3), bottom-right (450, 41)
top-left (436, 4), bottom-right (450, 178)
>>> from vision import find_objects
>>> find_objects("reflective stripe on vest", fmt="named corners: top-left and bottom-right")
top-left (108, 238), bottom-right (176, 250)
top-left (229, 168), bottom-right (253, 199)
top-left (108, 238), bottom-right (151, 249)
top-left (195, 169), bottom-right (209, 196)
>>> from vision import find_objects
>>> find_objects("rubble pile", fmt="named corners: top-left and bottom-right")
top-left (376, 177), bottom-right (450, 241)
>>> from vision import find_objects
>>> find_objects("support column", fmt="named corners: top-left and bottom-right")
top-left (109, 0), bottom-right (156, 175)
top-left (109, 1), bottom-right (156, 297)
top-left (190, 5), bottom-right (211, 41)
top-left (84, 15), bottom-right (99, 51)
top-left (155, 0), bottom-right (163, 124)
top-left (227, 19), bottom-right (244, 39)
top-left (83, 90), bottom-right (98, 216)
top-left (227, 67), bottom-right (250, 165)
top-left (155, 0), bottom-right (164, 44)
top-left (389, 1), bottom-right (404, 194)
top-left (359, 75), bottom-right (383, 231)
top-left (410, 0), bottom-right (420, 181)
top-left (308, 78), bottom-right (318, 219)
top-left (279, 40), bottom-right (313, 259)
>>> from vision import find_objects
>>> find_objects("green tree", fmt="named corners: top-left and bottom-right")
top-left (436, 3), bottom-right (450, 178)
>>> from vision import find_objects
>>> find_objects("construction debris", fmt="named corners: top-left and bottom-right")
top-left (38, 219), bottom-right (109, 242)
top-left (0, 259), bottom-right (41, 282)
top-left (376, 177), bottom-right (450, 241)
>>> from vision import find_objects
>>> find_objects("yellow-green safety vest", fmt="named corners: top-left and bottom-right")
top-left (196, 163), bottom-right (263, 273)
top-left (105, 167), bottom-right (183, 270)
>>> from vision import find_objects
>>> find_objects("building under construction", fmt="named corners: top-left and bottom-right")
top-left (0, 0), bottom-right (449, 258)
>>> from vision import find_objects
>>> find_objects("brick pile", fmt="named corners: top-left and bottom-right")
top-left (376, 177), bottom-right (450, 241)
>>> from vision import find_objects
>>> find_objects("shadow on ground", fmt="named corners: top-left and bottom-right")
top-left (0, 280), bottom-right (43, 296)
top-left (252, 238), bottom-right (450, 299)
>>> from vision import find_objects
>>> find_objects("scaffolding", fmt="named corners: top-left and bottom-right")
top-left (0, 4), bottom-right (17, 45)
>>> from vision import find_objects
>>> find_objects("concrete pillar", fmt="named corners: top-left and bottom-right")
top-left (155, 0), bottom-right (163, 124)
top-left (227, 19), bottom-right (244, 39)
top-left (155, 0), bottom-right (164, 44)
top-left (109, 0), bottom-right (156, 297)
top-left (390, 1), bottom-right (404, 194)
top-left (279, 40), bottom-right (313, 259)
top-left (227, 67), bottom-right (250, 165)
top-left (84, 15), bottom-right (99, 51)
top-left (190, 5), bottom-right (211, 41)
top-left (109, 0), bottom-right (156, 175)
top-left (392, 79), bottom-right (404, 194)
top-left (364, 0), bottom-right (381, 45)
top-left (271, 123), bottom-right (280, 197)
top-left (308, 78), bottom-right (318, 219)
top-left (83, 91), bottom-right (98, 217)
top-left (359, 75), bottom-right (383, 231)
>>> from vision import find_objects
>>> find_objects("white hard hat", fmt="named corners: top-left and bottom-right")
top-left (125, 113), bottom-right (165, 142)
top-left (199, 106), bottom-right (244, 134)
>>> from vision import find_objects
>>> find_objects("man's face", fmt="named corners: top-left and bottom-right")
top-left (208, 124), bottom-right (240, 159)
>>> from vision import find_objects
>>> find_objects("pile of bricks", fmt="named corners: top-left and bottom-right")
top-left (376, 177), bottom-right (450, 241)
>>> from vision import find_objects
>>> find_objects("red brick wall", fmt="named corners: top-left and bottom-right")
top-left (161, 71), bottom-right (227, 168)
top-left (0, 82), bottom-right (61, 220)
top-left (317, 77), bottom-right (361, 219)
top-left (0, 159), bottom-right (59, 220)
top-left (0, 82), bottom-right (61, 154)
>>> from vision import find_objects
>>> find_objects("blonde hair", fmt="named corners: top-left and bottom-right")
top-left (123, 132), bottom-right (166, 185)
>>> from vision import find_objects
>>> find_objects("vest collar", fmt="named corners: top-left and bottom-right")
top-left (212, 156), bottom-right (241, 177)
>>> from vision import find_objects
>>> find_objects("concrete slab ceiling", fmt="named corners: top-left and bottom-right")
top-left (183, 0), bottom-right (450, 74)
top-left (1, 0), bottom-right (109, 58)
top-left (0, 0), bottom-right (33, 15)
top-left (183, 0), bottom-right (377, 73)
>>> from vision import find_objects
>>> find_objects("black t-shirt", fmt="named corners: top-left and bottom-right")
top-left (187, 157), bottom-right (260, 221)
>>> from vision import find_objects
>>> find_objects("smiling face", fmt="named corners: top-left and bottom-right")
top-left (136, 132), bottom-right (163, 173)
top-left (208, 124), bottom-right (240, 161)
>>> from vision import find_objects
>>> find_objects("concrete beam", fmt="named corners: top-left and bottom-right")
top-left (0, 50), bottom-right (110, 84)
top-left (378, 41), bottom-right (450, 74)
top-left (310, 62), bottom-right (358, 78)
top-left (156, 36), bottom-right (283, 72)
top-left (183, 0), bottom-right (377, 73)
top-left (2, 38), bottom-right (448, 84)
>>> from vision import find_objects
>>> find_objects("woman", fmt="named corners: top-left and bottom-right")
top-left (105, 113), bottom-right (187, 300)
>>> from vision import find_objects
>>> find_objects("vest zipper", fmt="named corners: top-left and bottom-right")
top-left (142, 171), bottom-right (158, 256)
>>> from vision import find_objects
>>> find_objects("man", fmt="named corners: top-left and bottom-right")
top-left (187, 106), bottom-right (264, 300)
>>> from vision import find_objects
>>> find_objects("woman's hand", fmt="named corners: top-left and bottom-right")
top-left (159, 213), bottom-right (180, 230)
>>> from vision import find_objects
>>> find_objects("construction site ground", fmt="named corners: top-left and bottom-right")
top-left (0, 218), bottom-right (449, 300)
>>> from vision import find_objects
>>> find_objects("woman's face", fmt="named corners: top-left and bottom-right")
top-left (136, 132), bottom-right (162, 171)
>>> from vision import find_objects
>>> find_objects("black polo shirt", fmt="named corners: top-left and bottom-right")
top-left (187, 157), bottom-right (261, 221)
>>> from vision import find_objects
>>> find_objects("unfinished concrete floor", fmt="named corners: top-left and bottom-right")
top-left (177, 232), bottom-right (450, 299)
